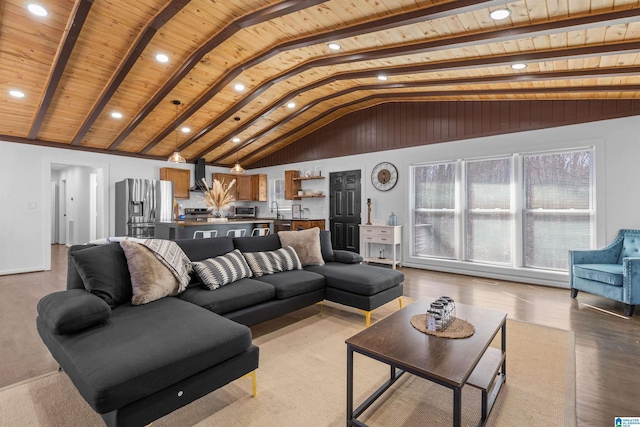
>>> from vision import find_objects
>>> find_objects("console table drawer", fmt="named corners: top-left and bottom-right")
top-left (362, 234), bottom-right (393, 244)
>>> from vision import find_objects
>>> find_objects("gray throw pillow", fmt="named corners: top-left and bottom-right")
top-left (191, 249), bottom-right (253, 290)
top-left (71, 243), bottom-right (133, 308)
top-left (277, 227), bottom-right (325, 266)
top-left (37, 289), bottom-right (111, 334)
top-left (243, 246), bottom-right (303, 277)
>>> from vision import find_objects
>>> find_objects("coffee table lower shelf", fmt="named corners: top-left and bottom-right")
top-left (347, 345), bottom-right (505, 427)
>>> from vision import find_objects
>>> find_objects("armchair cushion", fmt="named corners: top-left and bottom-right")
top-left (573, 264), bottom-right (623, 287)
top-left (619, 235), bottom-right (640, 263)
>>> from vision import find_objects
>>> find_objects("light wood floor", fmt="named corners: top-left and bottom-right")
top-left (1, 245), bottom-right (638, 426)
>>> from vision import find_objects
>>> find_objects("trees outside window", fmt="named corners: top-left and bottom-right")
top-left (411, 148), bottom-right (593, 271)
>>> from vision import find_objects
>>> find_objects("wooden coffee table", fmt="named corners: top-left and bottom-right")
top-left (346, 299), bottom-right (507, 427)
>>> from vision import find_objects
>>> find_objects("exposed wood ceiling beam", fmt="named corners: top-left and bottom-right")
top-left (0, 134), bottom-right (166, 161)
top-left (199, 37), bottom-right (640, 161)
top-left (209, 66), bottom-right (640, 163)
top-left (176, 7), bottom-right (640, 157)
top-left (70, 0), bottom-right (191, 146)
top-left (138, 0), bottom-right (516, 154)
top-left (238, 84), bottom-right (640, 165)
top-left (107, 0), bottom-right (331, 151)
top-left (27, 0), bottom-right (94, 140)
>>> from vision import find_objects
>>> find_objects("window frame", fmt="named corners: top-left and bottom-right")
top-left (409, 145), bottom-right (597, 283)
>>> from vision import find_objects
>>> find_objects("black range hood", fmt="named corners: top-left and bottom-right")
top-left (190, 158), bottom-right (207, 191)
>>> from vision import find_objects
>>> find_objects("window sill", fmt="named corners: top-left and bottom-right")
top-left (403, 256), bottom-right (569, 288)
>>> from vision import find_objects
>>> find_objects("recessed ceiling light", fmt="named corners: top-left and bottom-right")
top-left (111, 112), bottom-right (123, 119)
top-left (181, 127), bottom-right (191, 133)
top-left (328, 43), bottom-right (341, 51)
top-left (234, 83), bottom-right (245, 91)
top-left (377, 75), bottom-right (388, 81)
top-left (286, 102), bottom-right (296, 109)
top-left (489, 9), bottom-right (511, 20)
top-left (27, 4), bottom-right (48, 17)
top-left (155, 53), bottom-right (169, 63)
top-left (9, 90), bottom-right (25, 98)
top-left (232, 137), bottom-right (241, 143)
top-left (511, 63), bottom-right (527, 70)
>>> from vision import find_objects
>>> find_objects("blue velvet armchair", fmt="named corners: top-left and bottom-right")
top-left (569, 229), bottom-right (640, 316)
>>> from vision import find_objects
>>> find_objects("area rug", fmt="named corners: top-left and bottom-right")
top-left (0, 300), bottom-right (576, 426)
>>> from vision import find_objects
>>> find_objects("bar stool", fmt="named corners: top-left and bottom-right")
top-left (193, 230), bottom-right (218, 239)
top-left (226, 229), bottom-right (246, 237)
top-left (251, 227), bottom-right (270, 236)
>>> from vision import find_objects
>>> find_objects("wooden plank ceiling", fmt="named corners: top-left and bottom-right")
top-left (2, 0), bottom-right (640, 167)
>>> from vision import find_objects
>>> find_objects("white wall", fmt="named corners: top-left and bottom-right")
top-left (249, 116), bottom-right (640, 287)
top-left (1, 115), bottom-right (639, 283)
top-left (0, 142), bottom-right (227, 275)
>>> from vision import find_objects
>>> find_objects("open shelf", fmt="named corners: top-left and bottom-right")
top-left (293, 194), bottom-right (325, 199)
top-left (293, 176), bottom-right (325, 181)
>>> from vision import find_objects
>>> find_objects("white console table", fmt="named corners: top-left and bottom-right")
top-left (359, 225), bottom-right (402, 269)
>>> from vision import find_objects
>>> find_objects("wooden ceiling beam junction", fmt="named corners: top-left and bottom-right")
top-left (239, 85), bottom-right (640, 165)
top-left (209, 66), bottom-right (640, 163)
top-left (138, 0), bottom-right (516, 155)
top-left (178, 7), bottom-right (640, 159)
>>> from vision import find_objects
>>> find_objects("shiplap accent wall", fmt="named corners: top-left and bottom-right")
top-left (251, 100), bottom-right (640, 167)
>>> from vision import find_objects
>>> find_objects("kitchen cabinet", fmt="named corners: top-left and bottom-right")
top-left (285, 170), bottom-right (324, 200)
top-left (160, 167), bottom-right (190, 199)
top-left (212, 173), bottom-right (265, 201)
top-left (252, 174), bottom-right (267, 201)
top-left (273, 219), bottom-right (325, 233)
top-left (291, 219), bottom-right (325, 231)
top-left (212, 173), bottom-right (237, 201)
top-left (235, 175), bottom-right (253, 201)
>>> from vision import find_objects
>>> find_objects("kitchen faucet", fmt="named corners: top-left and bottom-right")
top-left (270, 201), bottom-right (281, 219)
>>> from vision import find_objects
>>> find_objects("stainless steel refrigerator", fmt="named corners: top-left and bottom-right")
top-left (115, 179), bottom-right (174, 238)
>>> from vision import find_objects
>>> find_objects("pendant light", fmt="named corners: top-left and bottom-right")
top-left (230, 116), bottom-right (245, 174)
top-left (167, 100), bottom-right (186, 163)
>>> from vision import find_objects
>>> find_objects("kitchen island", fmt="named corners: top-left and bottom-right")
top-left (155, 219), bottom-right (274, 240)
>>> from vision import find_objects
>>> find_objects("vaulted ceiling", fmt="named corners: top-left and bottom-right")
top-left (2, 0), bottom-right (640, 167)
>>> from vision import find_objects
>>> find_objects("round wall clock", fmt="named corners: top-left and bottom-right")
top-left (371, 162), bottom-right (398, 191)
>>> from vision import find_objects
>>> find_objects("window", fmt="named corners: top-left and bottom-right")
top-left (523, 150), bottom-right (593, 269)
top-left (411, 148), bottom-right (594, 272)
top-left (413, 163), bottom-right (456, 259)
top-left (465, 157), bottom-right (512, 265)
top-left (269, 178), bottom-right (291, 213)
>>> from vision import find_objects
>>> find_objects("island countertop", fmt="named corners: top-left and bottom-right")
top-left (167, 218), bottom-right (274, 226)
top-left (155, 218), bottom-right (274, 240)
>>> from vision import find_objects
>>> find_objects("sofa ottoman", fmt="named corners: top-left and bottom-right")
top-left (306, 262), bottom-right (404, 327)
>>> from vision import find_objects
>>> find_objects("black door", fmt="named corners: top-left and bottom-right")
top-left (329, 170), bottom-right (361, 252)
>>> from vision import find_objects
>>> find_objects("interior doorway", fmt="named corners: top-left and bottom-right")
top-left (50, 164), bottom-right (105, 246)
top-left (329, 170), bottom-right (361, 252)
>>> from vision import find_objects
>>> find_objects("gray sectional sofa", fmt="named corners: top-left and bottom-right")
top-left (36, 230), bottom-right (404, 427)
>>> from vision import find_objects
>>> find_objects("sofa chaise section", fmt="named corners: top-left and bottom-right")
top-left (37, 290), bottom-right (257, 427)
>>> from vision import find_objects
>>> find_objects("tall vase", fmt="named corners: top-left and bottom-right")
top-left (213, 207), bottom-right (221, 218)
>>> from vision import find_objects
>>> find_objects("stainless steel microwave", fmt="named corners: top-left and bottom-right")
top-left (233, 205), bottom-right (257, 218)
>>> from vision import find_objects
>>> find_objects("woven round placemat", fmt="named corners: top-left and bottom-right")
top-left (410, 314), bottom-right (475, 339)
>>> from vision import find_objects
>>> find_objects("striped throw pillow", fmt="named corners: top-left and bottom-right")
top-left (243, 246), bottom-right (302, 277)
top-left (191, 249), bottom-right (253, 290)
